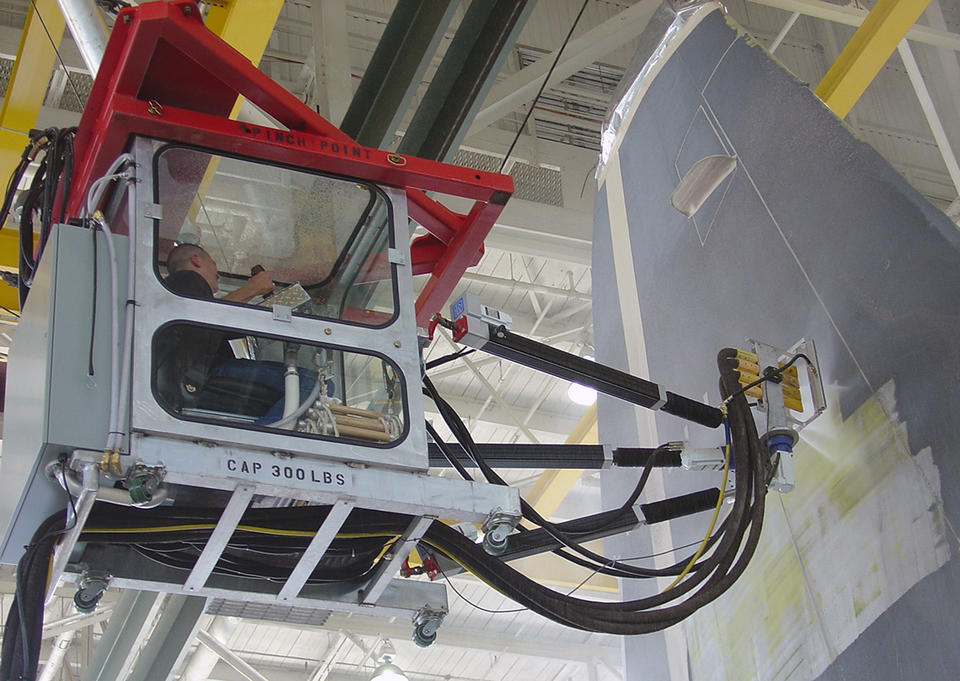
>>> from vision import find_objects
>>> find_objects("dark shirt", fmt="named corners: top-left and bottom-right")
top-left (165, 269), bottom-right (214, 300)
top-left (156, 270), bottom-right (231, 407)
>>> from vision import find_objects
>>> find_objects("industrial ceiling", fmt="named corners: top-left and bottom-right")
top-left (0, 1), bottom-right (957, 680)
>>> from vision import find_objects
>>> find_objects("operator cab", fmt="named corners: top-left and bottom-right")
top-left (129, 138), bottom-right (419, 463)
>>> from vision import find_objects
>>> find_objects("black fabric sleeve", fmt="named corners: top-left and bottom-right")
top-left (164, 270), bottom-right (213, 300)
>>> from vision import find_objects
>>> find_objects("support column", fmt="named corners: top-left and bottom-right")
top-left (0, 0), bottom-right (65, 309)
top-left (53, 0), bottom-right (107, 76)
top-left (311, 0), bottom-right (352, 125)
top-left (125, 595), bottom-right (208, 681)
top-left (814, 0), bottom-right (933, 117)
top-left (80, 591), bottom-right (164, 681)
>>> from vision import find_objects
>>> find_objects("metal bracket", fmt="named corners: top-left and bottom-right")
top-left (601, 443), bottom-right (615, 469)
top-left (412, 607), bottom-right (446, 648)
top-left (480, 508), bottom-right (520, 556)
top-left (139, 201), bottom-right (163, 221)
top-left (46, 459), bottom-right (100, 603)
top-left (183, 485), bottom-right (256, 591)
top-left (277, 500), bottom-right (355, 601)
top-left (746, 337), bottom-right (826, 494)
top-left (73, 569), bottom-right (112, 613)
top-left (360, 515), bottom-right (434, 606)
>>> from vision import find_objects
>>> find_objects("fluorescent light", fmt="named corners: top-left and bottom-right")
top-left (567, 382), bottom-right (597, 406)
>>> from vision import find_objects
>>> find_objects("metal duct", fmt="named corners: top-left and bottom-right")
top-left (55, 0), bottom-right (109, 76)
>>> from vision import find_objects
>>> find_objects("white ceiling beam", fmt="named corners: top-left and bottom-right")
top-left (323, 616), bottom-right (619, 666)
top-left (312, 0), bottom-right (353, 125)
top-left (201, 621), bottom-right (621, 673)
top-left (925, 1), bottom-right (960, 125)
top-left (507, 376), bottom-right (560, 443)
top-left (487, 219), bottom-right (592, 265)
top-left (897, 39), bottom-right (960, 197)
top-left (181, 617), bottom-right (242, 681)
top-left (460, 271), bottom-right (592, 303)
top-left (436, 327), bottom-right (540, 443)
top-left (42, 608), bottom-right (114, 639)
top-left (426, 395), bottom-right (579, 435)
top-left (769, 11), bottom-right (801, 54)
top-left (747, 0), bottom-right (960, 52)
top-left (468, 0), bottom-right (661, 134)
top-left (196, 630), bottom-right (273, 681)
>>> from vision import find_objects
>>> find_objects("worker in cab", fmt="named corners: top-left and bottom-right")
top-left (156, 244), bottom-right (317, 425)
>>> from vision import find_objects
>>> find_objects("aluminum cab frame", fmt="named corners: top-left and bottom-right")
top-left (65, 0), bottom-right (513, 327)
top-left (129, 136), bottom-right (427, 469)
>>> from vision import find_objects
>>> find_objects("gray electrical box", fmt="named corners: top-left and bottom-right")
top-left (0, 224), bottom-right (127, 564)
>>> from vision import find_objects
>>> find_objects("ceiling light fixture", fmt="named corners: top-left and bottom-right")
top-left (567, 382), bottom-right (597, 406)
top-left (369, 640), bottom-right (407, 681)
top-left (567, 352), bottom-right (598, 406)
top-left (370, 662), bottom-right (408, 681)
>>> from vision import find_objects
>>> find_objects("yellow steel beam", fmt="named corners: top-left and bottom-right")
top-left (510, 539), bottom-right (618, 593)
top-left (0, 231), bottom-right (21, 311)
top-left (0, 0), bottom-right (65, 168)
top-left (515, 404), bottom-right (617, 592)
top-left (525, 403), bottom-right (597, 519)
top-left (204, 0), bottom-right (284, 66)
top-left (186, 0), bottom-right (284, 226)
top-left (0, 0), bottom-right (64, 307)
top-left (815, 0), bottom-right (932, 118)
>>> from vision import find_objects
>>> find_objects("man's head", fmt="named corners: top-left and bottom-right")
top-left (167, 243), bottom-right (219, 292)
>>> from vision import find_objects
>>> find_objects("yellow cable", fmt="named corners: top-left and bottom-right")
top-left (80, 522), bottom-right (515, 602)
top-left (82, 523), bottom-right (401, 541)
top-left (664, 433), bottom-right (731, 590)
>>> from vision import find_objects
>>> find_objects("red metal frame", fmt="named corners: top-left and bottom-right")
top-left (67, 0), bottom-right (513, 326)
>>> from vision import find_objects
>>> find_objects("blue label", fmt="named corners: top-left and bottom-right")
top-left (451, 296), bottom-right (465, 320)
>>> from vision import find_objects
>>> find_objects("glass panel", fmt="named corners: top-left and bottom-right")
top-left (153, 323), bottom-right (405, 445)
top-left (153, 145), bottom-right (396, 326)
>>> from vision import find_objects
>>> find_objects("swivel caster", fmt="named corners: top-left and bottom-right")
top-left (411, 608), bottom-right (444, 648)
top-left (73, 571), bottom-right (111, 613)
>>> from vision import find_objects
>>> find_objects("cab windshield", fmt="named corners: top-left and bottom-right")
top-left (152, 144), bottom-right (396, 326)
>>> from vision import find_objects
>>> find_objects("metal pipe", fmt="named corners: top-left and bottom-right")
top-left (181, 618), bottom-right (241, 681)
top-left (195, 629), bottom-right (273, 681)
top-left (898, 38), bottom-right (960, 197)
top-left (769, 12), bottom-right (800, 53)
top-left (49, 462), bottom-right (168, 508)
top-left (460, 271), bottom-right (592, 303)
top-left (55, 0), bottom-right (109, 76)
top-left (38, 630), bottom-right (76, 681)
top-left (281, 344), bottom-right (301, 430)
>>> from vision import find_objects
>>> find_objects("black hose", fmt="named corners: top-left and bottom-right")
top-left (1, 510), bottom-right (67, 681)
top-left (50, 346), bottom-right (769, 635)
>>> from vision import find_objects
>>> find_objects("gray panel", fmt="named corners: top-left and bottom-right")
top-left (595, 9), bottom-right (960, 681)
top-left (0, 230), bottom-right (57, 563)
top-left (47, 226), bottom-right (128, 450)
top-left (0, 225), bottom-right (127, 564)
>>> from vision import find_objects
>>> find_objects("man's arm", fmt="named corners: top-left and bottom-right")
top-left (221, 270), bottom-right (275, 303)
